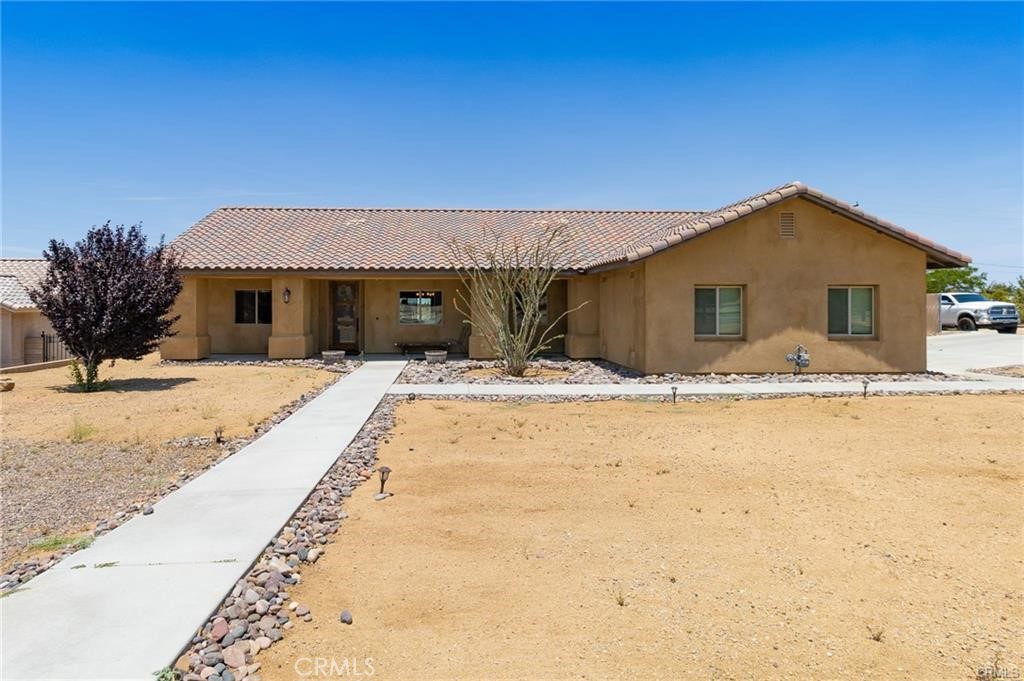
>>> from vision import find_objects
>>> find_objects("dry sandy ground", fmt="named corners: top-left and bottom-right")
top-left (0, 354), bottom-right (336, 562)
top-left (0, 353), bottom-right (335, 445)
top-left (259, 395), bottom-right (1023, 681)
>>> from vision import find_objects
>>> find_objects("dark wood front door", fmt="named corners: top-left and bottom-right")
top-left (331, 282), bottom-right (360, 352)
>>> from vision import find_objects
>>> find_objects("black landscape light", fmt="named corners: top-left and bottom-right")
top-left (378, 466), bottom-right (392, 495)
top-left (671, 386), bottom-right (678, 404)
top-left (862, 377), bottom-right (870, 399)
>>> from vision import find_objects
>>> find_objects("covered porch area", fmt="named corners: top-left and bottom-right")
top-left (160, 274), bottom-right (572, 361)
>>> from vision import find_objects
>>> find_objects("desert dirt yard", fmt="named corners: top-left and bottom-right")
top-left (259, 395), bottom-right (1023, 681)
top-left (0, 354), bottom-right (337, 563)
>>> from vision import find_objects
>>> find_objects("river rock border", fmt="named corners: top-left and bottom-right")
top-left (398, 357), bottom-right (972, 385)
top-left (0, 371), bottom-right (350, 594)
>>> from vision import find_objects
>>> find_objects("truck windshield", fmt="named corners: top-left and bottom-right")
top-left (951, 293), bottom-right (987, 302)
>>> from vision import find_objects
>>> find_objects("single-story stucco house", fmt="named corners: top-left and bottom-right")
top-left (0, 259), bottom-right (60, 368)
top-left (161, 182), bottom-right (969, 374)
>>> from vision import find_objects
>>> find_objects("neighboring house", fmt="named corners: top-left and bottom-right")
top-left (162, 182), bottom-right (969, 373)
top-left (0, 259), bottom-right (56, 368)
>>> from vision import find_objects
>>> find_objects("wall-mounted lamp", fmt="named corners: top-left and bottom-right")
top-left (282, 288), bottom-right (291, 304)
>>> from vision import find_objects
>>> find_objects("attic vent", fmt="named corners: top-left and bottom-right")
top-left (779, 212), bottom-right (796, 238)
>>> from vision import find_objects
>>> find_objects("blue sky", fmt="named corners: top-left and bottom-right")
top-left (2, 2), bottom-right (1021, 280)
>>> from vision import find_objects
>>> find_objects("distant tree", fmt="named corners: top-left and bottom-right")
top-left (30, 222), bottom-right (182, 391)
top-left (1012, 276), bottom-right (1024, 313)
top-left (983, 281), bottom-right (1014, 302)
top-left (926, 266), bottom-right (988, 293)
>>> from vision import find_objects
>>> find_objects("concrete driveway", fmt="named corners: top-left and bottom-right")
top-left (927, 330), bottom-right (1024, 375)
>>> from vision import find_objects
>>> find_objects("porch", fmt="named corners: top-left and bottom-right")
top-left (159, 274), bottom-right (571, 360)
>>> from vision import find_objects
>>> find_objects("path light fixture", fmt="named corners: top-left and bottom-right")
top-left (671, 386), bottom-right (678, 404)
top-left (214, 426), bottom-right (225, 444)
top-left (862, 378), bottom-right (870, 399)
top-left (378, 466), bottom-right (392, 495)
top-left (282, 288), bottom-right (291, 304)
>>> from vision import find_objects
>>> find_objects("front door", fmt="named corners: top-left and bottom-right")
top-left (331, 282), bottom-right (360, 352)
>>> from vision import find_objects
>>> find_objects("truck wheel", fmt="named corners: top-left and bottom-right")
top-left (997, 326), bottom-right (1018, 334)
top-left (957, 316), bottom-right (977, 331)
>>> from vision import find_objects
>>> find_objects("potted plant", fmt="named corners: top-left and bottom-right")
top-left (424, 349), bottom-right (448, 364)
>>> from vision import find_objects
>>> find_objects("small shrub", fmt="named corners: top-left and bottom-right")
top-left (68, 417), bottom-right (96, 442)
top-left (866, 625), bottom-right (885, 642)
top-left (615, 590), bottom-right (626, 607)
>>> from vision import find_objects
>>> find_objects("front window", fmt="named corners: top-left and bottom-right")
top-left (235, 290), bottom-right (272, 324)
top-left (399, 290), bottom-right (443, 325)
top-left (950, 293), bottom-right (986, 303)
top-left (828, 286), bottom-right (874, 336)
top-left (694, 286), bottom-right (743, 337)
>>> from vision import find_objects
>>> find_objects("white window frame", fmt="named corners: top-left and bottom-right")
top-left (828, 286), bottom-right (875, 337)
top-left (694, 286), bottom-right (744, 338)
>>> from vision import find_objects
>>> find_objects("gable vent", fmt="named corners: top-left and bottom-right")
top-left (779, 212), bottom-right (796, 238)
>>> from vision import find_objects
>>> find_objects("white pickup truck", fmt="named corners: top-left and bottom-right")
top-left (939, 292), bottom-right (1019, 333)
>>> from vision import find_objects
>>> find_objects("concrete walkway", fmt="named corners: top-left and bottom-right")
top-left (1, 360), bottom-right (407, 681)
top-left (388, 377), bottom-right (1022, 397)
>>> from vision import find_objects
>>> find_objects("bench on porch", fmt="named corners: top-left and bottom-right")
top-left (393, 340), bottom-right (455, 355)
top-left (394, 325), bottom-right (471, 356)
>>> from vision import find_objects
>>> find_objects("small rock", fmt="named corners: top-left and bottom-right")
top-left (254, 599), bottom-right (269, 615)
top-left (373, 492), bottom-right (391, 501)
top-left (142, 504), bottom-right (154, 515)
top-left (339, 610), bottom-right (353, 625)
top-left (243, 589), bottom-right (259, 605)
top-left (255, 636), bottom-right (272, 650)
top-left (210, 618), bottom-right (229, 641)
top-left (222, 672), bottom-right (235, 681)
top-left (295, 604), bottom-right (310, 616)
top-left (222, 643), bottom-right (247, 669)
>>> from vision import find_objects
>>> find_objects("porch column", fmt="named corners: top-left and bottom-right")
top-left (565, 275), bottom-right (600, 358)
top-left (268, 277), bottom-right (315, 359)
top-left (160, 276), bottom-right (211, 360)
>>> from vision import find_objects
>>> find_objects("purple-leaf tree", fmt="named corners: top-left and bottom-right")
top-left (30, 222), bottom-right (182, 391)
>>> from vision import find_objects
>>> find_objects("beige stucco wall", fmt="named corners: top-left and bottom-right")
top-left (0, 308), bottom-right (55, 367)
top-left (208, 277), bottom-right (273, 354)
top-left (362, 278), bottom-right (469, 353)
top-left (597, 264), bottom-right (646, 371)
top-left (640, 196), bottom-right (928, 373)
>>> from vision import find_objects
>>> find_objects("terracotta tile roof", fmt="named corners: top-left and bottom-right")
top-left (171, 182), bottom-right (969, 273)
top-left (0, 276), bottom-right (35, 310)
top-left (173, 207), bottom-right (703, 272)
top-left (0, 258), bottom-right (49, 290)
top-left (608, 182), bottom-right (970, 269)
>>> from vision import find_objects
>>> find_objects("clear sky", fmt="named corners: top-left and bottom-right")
top-left (2, 2), bottom-right (1021, 280)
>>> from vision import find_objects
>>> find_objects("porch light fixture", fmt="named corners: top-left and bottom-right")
top-left (282, 288), bottom-right (291, 304)
top-left (378, 466), bottom-right (392, 495)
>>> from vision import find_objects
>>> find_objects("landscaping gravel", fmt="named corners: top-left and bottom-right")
top-left (398, 357), bottom-right (971, 384)
top-left (0, 378), bottom-right (343, 592)
top-left (171, 397), bottom-right (398, 680)
top-left (161, 357), bottom-right (362, 374)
